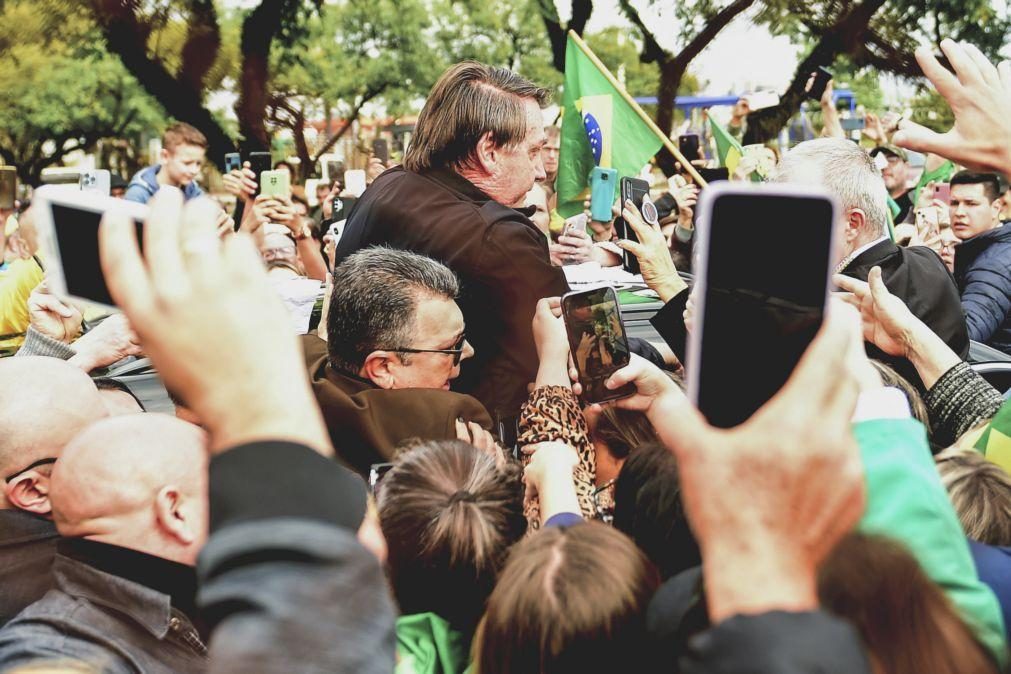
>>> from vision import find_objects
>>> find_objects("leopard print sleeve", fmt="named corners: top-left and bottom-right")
top-left (518, 385), bottom-right (597, 526)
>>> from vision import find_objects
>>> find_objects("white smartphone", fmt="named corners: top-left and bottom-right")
top-left (33, 186), bottom-right (149, 309)
top-left (344, 169), bottom-right (367, 197)
top-left (687, 182), bottom-right (839, 428)
top-left (79, 169), bottom-right (111, 196)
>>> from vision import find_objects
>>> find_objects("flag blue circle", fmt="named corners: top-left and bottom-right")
top-left (583, 113), bottom-right (603, 165)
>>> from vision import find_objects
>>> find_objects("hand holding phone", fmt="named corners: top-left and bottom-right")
top-left (249, 151), bottom-right (272, 195)
top-left (615, 177), bottom-right (650, 275)
top-left (806, 67), bottom-right (833, 101)
top-left (259, 169), bottom-right (290, 198)
top-left (562, 287), bottom-right (634, 403)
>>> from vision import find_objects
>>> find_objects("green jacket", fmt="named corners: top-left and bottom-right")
top-left (396, 612), bottom-right (470, 674)
top-left (856, 418), bottom-right (1008, 665)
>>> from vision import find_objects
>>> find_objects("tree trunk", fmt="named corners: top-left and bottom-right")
top-left (539, 0), bottom-right (594, 73)
top-left (88, 0), bottom-right (235, 168)
top-left (236, 0), bottom-right (287, 152)
top-left (743, 0), bottom-right (888, 144)
top-left (653, 60), bottom-right (682, 175)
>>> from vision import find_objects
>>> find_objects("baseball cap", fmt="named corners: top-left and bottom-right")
top-left (870, 145), bottom-right (909, 162)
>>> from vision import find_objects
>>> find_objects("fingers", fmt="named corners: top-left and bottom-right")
top-left (143, 188), bottom-right (188, 295)
top-left (892, 119), bottom-right (948, 156)
top-left (454, 418), bottom-right (468, 443)
top-left (99, 210), bottom-right (152, 318)
top-left (33, 293), bottom-right (76, 318)
top-left (832, 273), bottom-right (869, 298)
top-left (941, 38), bottom-right (985, 90)
top-left (181, 198), bottom-right (227, 280)
top-left (916, 44), bottom-right (964, 104)
top-left (615, 238), bottom-right (645, 258)
top-left (867, 266), bottom-right (891, 303)
top-left (1000, 60), bottom-right (1011, 91)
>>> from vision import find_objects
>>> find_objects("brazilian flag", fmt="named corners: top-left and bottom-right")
top-left (708, 116), bottom-right (743, 175)
top-left (971, 400), bottom-right (1011, 475)
top-left (556, 34), bottom-right (663, 218)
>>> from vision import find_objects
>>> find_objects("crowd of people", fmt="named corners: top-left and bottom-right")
top-left (2, 36), bottom-right (1011, 674)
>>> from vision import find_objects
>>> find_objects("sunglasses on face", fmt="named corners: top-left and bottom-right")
top-left (391, 333), bottom-right (467, 366)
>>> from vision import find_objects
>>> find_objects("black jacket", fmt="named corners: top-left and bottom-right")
top-left (0, 510), bottom-right (57, 626)
top-left (954, 223), bottom-right (1011, 355)
top-left (334, 166), bottom-right (569, 419)
top-left (650, 240), bottom-right (969, 390)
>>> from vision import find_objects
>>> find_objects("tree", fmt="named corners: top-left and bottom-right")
top-left (0, 0), bottom-right (167, 185)
top-left (619, 0), bottom-right (756, 172)
top-left (743, 0), bottom-right (1011, 143)
top-left (267, 0), bottom-right (441, 179)
top-left (536, 0), bottom-right (594, 73)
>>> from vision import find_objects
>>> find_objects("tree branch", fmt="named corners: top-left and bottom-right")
top-left (672, 0), bottom-right (757, 70)
top-left (179, 0), bottom-right (222, 94)
top-left (617, 0), bottom-right (667, 64)
top-left (311, 85), bottom-right (386, 163)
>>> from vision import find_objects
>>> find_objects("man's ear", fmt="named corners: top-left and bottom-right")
top-left (154, 486), bottom-right (197, 546)
top-left (361, 351), bottom-right (398, 390)
top-left (5, 471), bottom-right (52, 516)
top-left (472, 131), bottom-right (499, 175)
top-left (158, 147), bottom-right (170, 165)
top-left (844, 208), bottom-right (867, 242)
top-left (991, 198), bottom-right (1003, 221)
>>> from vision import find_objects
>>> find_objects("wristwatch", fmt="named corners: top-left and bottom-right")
top-left (293, 224), bottom-right (312, 241)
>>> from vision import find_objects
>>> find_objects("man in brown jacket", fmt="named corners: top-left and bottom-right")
top-left (304, 248), bottom-right (494, 477)
top-left (333, 61), bottom-right (568, 424)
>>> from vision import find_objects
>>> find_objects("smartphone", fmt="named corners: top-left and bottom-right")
top-left (326, 160), bottom-right (345, 187)
top-left (224, 152), bottom-right (242, 173)
top-left (249, 151), bottom-right (272, 195)
top-left (562, 286), bottom-right (635, 403)
top-left (688, 182), bottom-right (839, 428)
top-left (344, 169), bottom-right (367, 197)
top-left (934, 183), bottom-right (951, 204)
top-left (840, 118), bottom-right (866, 132)
top-left (806, 67), bottom-right (833, 101)
top-left (259, 169), bottom-right (290, 198)
top-left (678, 134), bottom-right (701, 161)
top-left (615, 176), bottom-right (650, 275)
top-left (915, 207), bottom-right (940, 237)
top-left (0, 166), bottom-right (17, 209)
top-left (372, 138), bottom-right (389, 166)
top-left (79, 169), bottom-right (111, 196)
top-left (32, 186), bottom-right (148, 309)
top-left (331, 196), bottom-right (343, 220)
top-left (368, 462), bottom-right (395, 494)
top-left (589, 167), bottom-right (617, 221)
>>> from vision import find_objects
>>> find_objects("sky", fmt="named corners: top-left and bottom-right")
top-left (580, 0), bottom-right (803, 95)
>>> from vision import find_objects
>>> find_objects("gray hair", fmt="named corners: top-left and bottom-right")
top-left (769, 138), bottom-right (889, 237)
top-left (327, 247), bottom-right (460, 373)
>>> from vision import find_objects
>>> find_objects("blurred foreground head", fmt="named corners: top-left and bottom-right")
top-left (51, 413), bottom-right (208, 566)
top-left (0, 357), bottom-right (107, 514)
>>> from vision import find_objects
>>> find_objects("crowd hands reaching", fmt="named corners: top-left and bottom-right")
top-left (2, 37), bottom-right (1011, 674)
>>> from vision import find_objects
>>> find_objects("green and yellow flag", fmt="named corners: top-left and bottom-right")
top-left (708, 116), bottom-right (743, 175)
top-left (557, 34), bottom-right (663, 218)
top-left (972, 401), bottom-right (1011, 475)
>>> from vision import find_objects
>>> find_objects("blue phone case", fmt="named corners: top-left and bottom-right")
top-left (589, 167), bottom-right (618, 221)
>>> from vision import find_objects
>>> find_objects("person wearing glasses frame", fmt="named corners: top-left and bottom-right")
top-left (300, 248), bottom-right (495, 477)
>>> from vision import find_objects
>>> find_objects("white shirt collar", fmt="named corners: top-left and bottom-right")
top-left (835, 235), bottom-right (890, 275)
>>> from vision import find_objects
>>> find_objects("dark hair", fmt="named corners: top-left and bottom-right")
top-left (951, 170), bottom-right (1002, 203)
top-left (162, 122), bottom-right (207, 151)
top-left (403, 61), bottom-right (550, 172)
top-left (936, 447), bottom-right (1011, 546)
top-left (594, 408), bottom-right (660, 461)
top-left (327, 247), bottom-right (459, 373)
top-left (274, 160), bottom-right (296, 174)
top-left (377, 440), bottom-right (526, 635)
top-left (819, 533), bottom-right (998, 674)
top-left (474, 523), bottom-right (660, 674)
top-left (612, 443), bottom-right (700, 580)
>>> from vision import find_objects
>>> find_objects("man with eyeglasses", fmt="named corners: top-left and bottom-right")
top-left (0, 357), bottom-right (108, 625)
top-left (302, 247), bottom-right (496, 477)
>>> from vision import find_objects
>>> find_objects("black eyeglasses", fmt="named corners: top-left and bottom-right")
top-left (5, 457), bottom-right (57, 483)
top-left (390, 333), bottom-right (467, 366)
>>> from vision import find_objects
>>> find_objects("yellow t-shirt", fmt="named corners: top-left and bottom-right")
top-left (0, 257), bottom-right (44, 350)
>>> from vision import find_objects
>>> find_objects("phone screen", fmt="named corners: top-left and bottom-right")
top-left (249, 152), bottom-right (272, 194)
top-left (562, 287), bottom-right (634, 403)
top-left (617, 177), bottom-right (649, 274)
top-left (224, 153), bottom-right (242, 173)
top-left (50, 203), bottom-right (143, 307)
top-left (678, 134), bottom-right (701, 161)
top-left (693, 190), bottom-right (834, 428)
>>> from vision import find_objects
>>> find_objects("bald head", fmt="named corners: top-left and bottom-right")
top-left (0, 357), bottom-right (107, 480)
top-left (52, 413), bottom-right (208, 565)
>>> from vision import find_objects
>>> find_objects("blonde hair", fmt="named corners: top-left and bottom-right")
top-left (936, 447), bottom-right (1011, 546)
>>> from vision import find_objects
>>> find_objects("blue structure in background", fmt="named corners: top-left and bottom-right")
top-left (632, 90), bottom-right (857, 114)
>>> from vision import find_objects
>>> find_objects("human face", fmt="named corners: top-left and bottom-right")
top-left (160, 143), bottom-right (205, 188)
top-left (939, 228), bottom-right (958, 272)
top-left (541, 134), bottom-right (560, 179)
top-left (391, 295), bottom-right (473, 390)
top-left (879, 154), bottom-right (909, 196)
top-left (949, 183), bottom-right (1001, 241)
top-left (525, 184), bottom-right (550, 234)
top-left (486, 99), bottom-right (547, 206)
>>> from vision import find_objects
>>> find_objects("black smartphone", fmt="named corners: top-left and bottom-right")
top-left (326, 160), bottom-right (346, 188)
top-left (224, 152), bottom-right (242, 173)
top-left (678, 134), bottom-right (701, 161)
top-left (806, 66), bottom-right (832, 101)
top-left (0, 167), bottom-right (16, 210)
top-left (372, 139), bottom-right (389, 165)
top-left (688, 183), bottom-right (838, 428)
top-left (562, 286), bottom-right (635, 404)
top-left (248, 152), bottom-right (272, 195)
top-left (331, 196), bottom-right (343, 220)
top-left (615, 177), bottom-right (650, 275)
